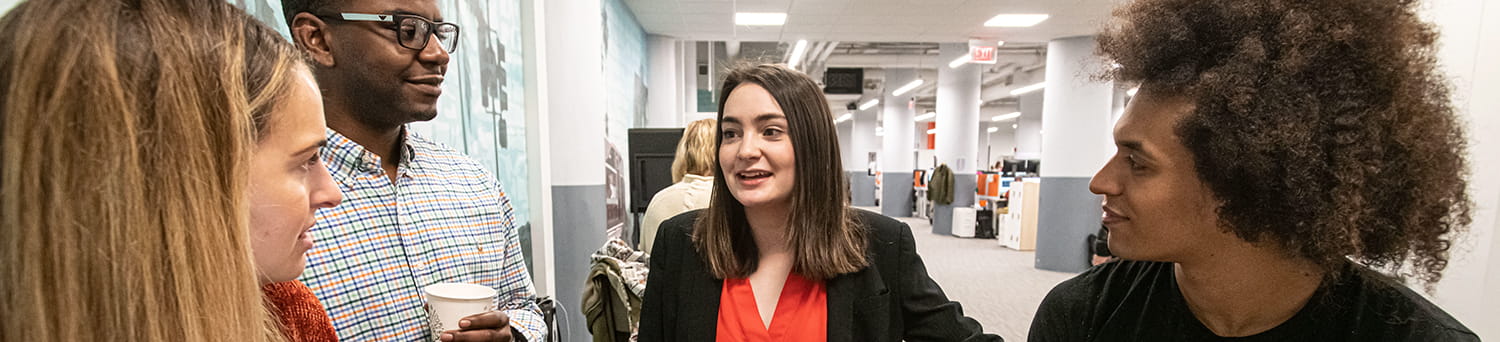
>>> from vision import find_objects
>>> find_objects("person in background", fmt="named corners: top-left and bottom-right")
top-left (280, 0), bottom-right (543, 340)
top-left (639, 64), bottom-right (1002, 341)
top-left (1029, 0), bottom-right (1477, 340)
top-left (639, 118), bottom-right (717, 254)
top-left (0, 0), bottom-right (335, 340)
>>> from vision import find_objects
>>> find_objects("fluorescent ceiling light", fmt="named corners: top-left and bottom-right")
top-left (991, 112), bottom-right (1021, 121)
top-left (987, 127), bottom-right (999, 133)
top-left (736, 12), bottom-right (786, 26)
top-left (891, 79), bottom-right (924, 96)
top-left (858, 99), bottom-right (880, 111)
top-left (927, 128), bottom-right (938, 135)
top-left (1009, 82), bottom-right (1045, 96)
top-left (948, 55), bottom-right (971, 69)
top-left (1126, 87), bottom-right (1139, 97)
top-left (914, 112), bottom-right (936, 121)
top-left (984, 14), bottom-right (1049, 27)
top-left (834, 112), bottom-right (852, 123)
top-left (786, 40), bottom-right (809, 69)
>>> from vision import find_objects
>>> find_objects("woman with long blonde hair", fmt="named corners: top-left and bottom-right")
top-left (640, 118), bottom-right (717, 254)
top-left (0, 0), bottom-right (333, 341)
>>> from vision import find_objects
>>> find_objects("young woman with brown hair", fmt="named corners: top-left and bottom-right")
top-left (0, 0), bottom-right (340, 341)
top-left (639, 64), bottom-right (1000, 342)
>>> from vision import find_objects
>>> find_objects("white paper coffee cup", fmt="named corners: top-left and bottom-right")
top-left (423, 282), bottom-right (498, 340)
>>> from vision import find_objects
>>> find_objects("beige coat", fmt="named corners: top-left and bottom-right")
top-left (638, 174), bottom-right (713, 254)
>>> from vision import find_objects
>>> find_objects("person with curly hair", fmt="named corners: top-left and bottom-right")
top-left (1028, 0), bottom-right (1477, 341)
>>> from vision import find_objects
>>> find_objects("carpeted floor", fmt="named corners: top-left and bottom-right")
top-left (856, 207), bottom-right (1079, 341)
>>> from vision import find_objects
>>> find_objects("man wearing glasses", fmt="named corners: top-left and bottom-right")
top-left (280, 0), bottom-right (542, 341)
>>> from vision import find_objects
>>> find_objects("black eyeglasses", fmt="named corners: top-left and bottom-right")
top-left (316, 12), bottom-right (461, 53)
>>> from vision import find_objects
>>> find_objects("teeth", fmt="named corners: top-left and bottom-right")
top-left (740, 171), bottom-right (770, 178)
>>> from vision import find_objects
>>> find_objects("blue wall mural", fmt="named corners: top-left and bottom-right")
top-left (603, 0), bottom-right (648, 241)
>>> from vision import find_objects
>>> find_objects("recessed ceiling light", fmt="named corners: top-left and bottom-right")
top-left (892, 79), bottom-right (924, 96)
top-left (948, 55), bottom-right (971, 69)
top-left (991, 112), bottom-right (1021, 121)
top-left (1010, 82), bottom-right (1045, 96)
top-left (786, 40), bottom-right (809, 69)
top-left (984, 14), bottom-right (1049, 27)
top-left (736, 12), bottom-right (786, 26)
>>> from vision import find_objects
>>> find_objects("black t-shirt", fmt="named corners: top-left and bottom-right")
top-left (1028, 260), bottom-right (1477, 341)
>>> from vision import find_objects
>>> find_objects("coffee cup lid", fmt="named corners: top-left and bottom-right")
top-left (423, 283), bottom-right (497, 301)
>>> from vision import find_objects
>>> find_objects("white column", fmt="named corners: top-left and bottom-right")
top-left (850, 93), bottom-right (881, 207)
top-left (936, 44), bottom-right (981, 174)
top-left (882, 68), bottom-right (918, 216)
top-left (542, 0), bottom-right (606, 339)
top-left (933, 43), bottom-right (982, 235)
top-left (1040, 36), bottom-right (1114, 180)
top-left (645, 34), bottom-right (680, 128)
top-left (1032, 35), bottom-right (1115, 272)
top-left (882, 69), bottom-right (918, 172)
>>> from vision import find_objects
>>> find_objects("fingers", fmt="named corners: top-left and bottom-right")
top-left (458, 311), bottom-right (510, 331)
top-left (439, 327), bottom-right (512, 342)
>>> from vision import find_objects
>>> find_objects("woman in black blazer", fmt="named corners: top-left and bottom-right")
top-left (637, 64), bottom-right (1000, 342)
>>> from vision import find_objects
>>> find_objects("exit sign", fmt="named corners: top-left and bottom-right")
top-left (970, 45), bottom-right (997, 64)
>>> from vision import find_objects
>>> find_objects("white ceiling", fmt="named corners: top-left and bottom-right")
top-left (622, 0), bottom-right (1123, 43)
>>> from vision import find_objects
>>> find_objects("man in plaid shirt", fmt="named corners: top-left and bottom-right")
top-left (281, 0), bottom-right (543, 340)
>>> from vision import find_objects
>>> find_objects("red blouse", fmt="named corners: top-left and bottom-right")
top-left (716, 273), bottom-right (828, 342)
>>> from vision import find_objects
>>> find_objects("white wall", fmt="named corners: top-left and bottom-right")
top-left (1426, 0), bottom-right (1500, 338)
top-left (543, 0), bottom-right (605, 186)
top-left (644, 35), bottom-right (681, 128)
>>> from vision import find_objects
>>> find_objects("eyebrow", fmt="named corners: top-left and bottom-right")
top-left (1117, 140), bottom-right (1156, 161)
top-left (722, 113), bottom-right (786, 124)
top-left (294, 139), bottom-right (328, 156)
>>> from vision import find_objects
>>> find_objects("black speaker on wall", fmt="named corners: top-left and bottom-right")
top-left (824, 68), bottom-right (864, 94)
top-left (628, 128), bottom-right (686, 214)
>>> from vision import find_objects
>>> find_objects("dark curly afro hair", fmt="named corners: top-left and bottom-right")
top-left (1097, 0), bottom-right (1471, 286)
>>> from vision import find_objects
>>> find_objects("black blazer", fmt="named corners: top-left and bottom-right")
top-left (638, 209), bottom-right (1003, 342)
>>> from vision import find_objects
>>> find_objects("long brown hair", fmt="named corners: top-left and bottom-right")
top-left (694, 64), bottom-right (868, 280)
top-left (0, 0), bottom-right (303, 340)
top-left (671, 118), bottom-right (718, 182)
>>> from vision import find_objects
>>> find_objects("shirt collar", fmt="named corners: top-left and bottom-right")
top-left (683, 174), bottom-right (714, 183)
top-left (322, 127), bottom-right (419, 180)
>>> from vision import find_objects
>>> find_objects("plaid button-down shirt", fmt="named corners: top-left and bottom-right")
top-left (300, 128), bottom-right (545, 341)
